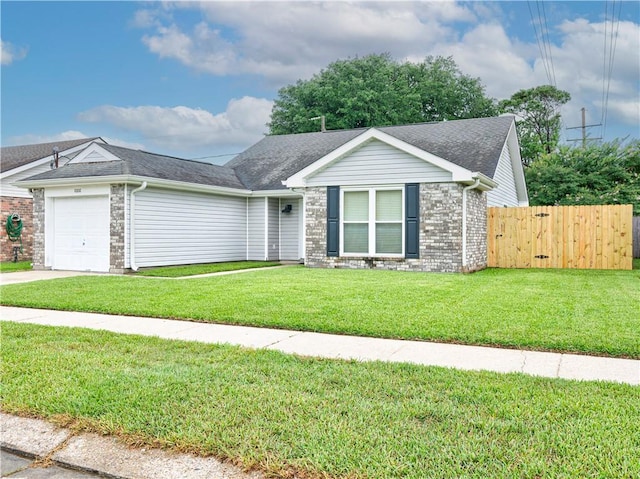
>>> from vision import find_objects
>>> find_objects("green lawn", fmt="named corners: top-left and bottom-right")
top-left (0, 261), bottom-right (31, 273)
top-left (2, 322), bottom-right (638, 479)
top-left (1, 267), bottom-right (638, 358)
top-left (135, 261), bottom-right (281, 277)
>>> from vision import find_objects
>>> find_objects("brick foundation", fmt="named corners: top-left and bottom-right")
top-left (0, 196), bottom-right (33, 262)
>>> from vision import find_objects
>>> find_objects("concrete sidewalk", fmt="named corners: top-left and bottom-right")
top-left (1, 306), bottom-right (638, 385)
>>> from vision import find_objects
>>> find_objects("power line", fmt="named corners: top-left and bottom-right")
top-left (528, 1), bottom-right (556, 87)
top-left (601, 0), bottom-right (609, 132)
top-left (539, 1), bottom-right (557, 86)
top-left (602, 0), bottom-right (622, 138)
top-left (188, 152), bottom-right (241, 161)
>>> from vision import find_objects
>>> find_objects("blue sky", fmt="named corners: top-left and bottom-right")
top-left (2, 1), bottom-right (639, 164)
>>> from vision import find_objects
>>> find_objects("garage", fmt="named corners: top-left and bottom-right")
top-left (52, 195), bottom-right (110, 272)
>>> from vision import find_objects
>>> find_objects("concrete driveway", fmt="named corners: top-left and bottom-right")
top-left (0, 270), bottom-right (106, 285)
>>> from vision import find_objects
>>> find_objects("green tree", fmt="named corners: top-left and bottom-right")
top-left (526, 140), bottom-right (640, 214)
top-left (268, 54), bottom-right (497, 135)
top-left (499, 85), bottom-right (571, 166)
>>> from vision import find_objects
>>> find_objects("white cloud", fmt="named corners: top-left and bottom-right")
top-left (430, 23), bottom-right (538, 99)
top-left (139, 2), bottom-right (476, 83)
top-left (77, 97), bottom-right (273, 151)
top-left (1, 39), bottom-right (27, 65)
top-left (134, 2), bottom-right (639, 138)
top-left (429, 17), bottom-right (639, 133)
top-left (605, 99), bottom-right (640, 127)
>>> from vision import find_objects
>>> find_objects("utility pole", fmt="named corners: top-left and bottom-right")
top-left (567, 107), bottom-right (602, 147)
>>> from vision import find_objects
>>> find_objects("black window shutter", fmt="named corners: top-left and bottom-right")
top-left (405, 183), bottom-right (419, 259)
top-left (327, 186), bottom-right (340, 257)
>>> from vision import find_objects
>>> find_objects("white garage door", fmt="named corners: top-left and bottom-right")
top-left (53, 196), bottom-right (110, 272)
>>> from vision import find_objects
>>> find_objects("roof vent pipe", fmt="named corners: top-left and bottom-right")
top-left (309, 115), bottom-right (326, 132)
top-left (129, 181), bottom-right (148, 271)
top-left (50, 147), bottom-right (60, 169)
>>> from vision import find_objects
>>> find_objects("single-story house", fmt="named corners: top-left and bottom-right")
top-left (1, 138), bottom-right (104, 262)
top-left (15, 116), bottom-right (528, 273)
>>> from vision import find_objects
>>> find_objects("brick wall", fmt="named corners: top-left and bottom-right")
top-left (464, 188), bottom-right (487, 272)
top-left (0, 196), bottom-right (33, 262)
top-left (109, 184), bottom-right (126, 273)
top-left (304, 183), bottom-right (487, 273)
top-left (32, 189), bottom-right (45, 269)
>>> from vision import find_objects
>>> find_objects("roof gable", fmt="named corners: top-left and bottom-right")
top-left (304, 138), bottom-right (453, 187)
top-left (67, 143), bottom-right (122, 164)
top-left (286, 128), bottom-right (476, 188)
top-left (1, 138), bottom-right (104, 174)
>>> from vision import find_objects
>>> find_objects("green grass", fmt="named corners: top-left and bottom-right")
top-left (1, 267), bottom-right (638, 358)
top-left (0, 261), bottom-right (31, 273)
top-left (634, 258), bottom-right (640, 270)
top-left (135, 261), bottom-right (282, 277)
top-left (2, 322), bottom-right (638, 479)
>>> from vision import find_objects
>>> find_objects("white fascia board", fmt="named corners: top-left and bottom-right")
top-left (2, 140), bottom-right (102, 178)
top-left (285, 128), bottom-right (475, 187)
top-left (250, 189), bottom-right (303, 198)
top-left (67, 142), bottom-right (121, 164)
top-left (506, 122), bottom-right (529, 205)
top-left (15, 175), bottom-right (253, 197)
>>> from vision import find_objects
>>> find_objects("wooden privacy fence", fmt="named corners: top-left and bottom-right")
top-left (487, 205), bottom-right (633, 270)
top-left (634, 216), bottom-right (640, 259)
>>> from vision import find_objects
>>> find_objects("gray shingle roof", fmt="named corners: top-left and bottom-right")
top-left (226, 129), bottom-right (364, 190)
top-left (227, 116), bottom-right (514, 190)
top-left (1, 138), bottom-right (102, 173)
top-left (23, 143), bottom-right (247, 190)
top-left (18, 117), bottom-right (515, 192)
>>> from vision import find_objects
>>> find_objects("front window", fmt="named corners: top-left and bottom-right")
top-left (342, 188), bottom-right (403, 256)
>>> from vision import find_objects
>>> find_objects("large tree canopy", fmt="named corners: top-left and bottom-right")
top-left (498, 85), bottom-right (571, 166)
top-left (526, 140), bottom-right (640, 214)
top-left (268, 54), bottom-right (497, 135)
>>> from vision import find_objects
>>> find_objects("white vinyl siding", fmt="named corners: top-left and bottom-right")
top-left (2, 163), bottom-right (52, 198)
top-left (279, 198), bottom-right (300, 260)
top-left (247, 197), bottom-right (266, 260)
top-left (133, 188), bottom-right (246, 267)
top-left (487, 143), bottom-right (519, 207)
top-left (267, 197), bottom-right (279, 261)
top-left (306, 139), bottom-right (452, 187)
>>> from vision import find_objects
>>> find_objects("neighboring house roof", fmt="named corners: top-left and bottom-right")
top-left (22, 143), bottom-right (246, 191)
top-left (227, 116), bottom-right (515, 190)
top-left (1, 138), bottom-right (103, 173)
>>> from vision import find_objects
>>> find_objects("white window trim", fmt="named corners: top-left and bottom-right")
top-left (340, 186), bottom-right (405, 258)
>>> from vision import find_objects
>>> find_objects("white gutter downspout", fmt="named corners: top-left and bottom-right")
top-left (461, 178), bottom-right (481, 272)
top-left (129, 181), bottom-right (147, 271)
